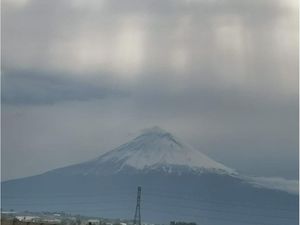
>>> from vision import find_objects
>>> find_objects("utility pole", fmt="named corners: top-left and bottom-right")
top-left (133, 186), bottom-right (142, 225)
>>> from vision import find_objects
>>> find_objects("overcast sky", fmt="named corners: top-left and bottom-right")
top-left (2, 0), bottom-right (298, 181)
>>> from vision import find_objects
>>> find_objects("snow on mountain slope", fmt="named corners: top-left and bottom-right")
top-left (47, 127), bottom-right (298, 196)
top-left (54, 127), bottom-right (236, 176)
top-left (98, 127), bottom-right (234, 172)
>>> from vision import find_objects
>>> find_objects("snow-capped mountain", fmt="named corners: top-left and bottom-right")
top-left (54, 127), bottom-right (235, 176)
top-left (2, 127), bottom-right (298, 225)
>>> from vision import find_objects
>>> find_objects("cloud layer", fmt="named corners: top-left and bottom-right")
top-left (2, 0), bottom-right (298, 180)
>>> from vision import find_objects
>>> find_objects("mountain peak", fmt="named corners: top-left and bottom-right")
top-left (56, 128), bottom-right (236, 176)
top-left (92, 127), bottom-right (236, 175)
top-left (137, 127), bottom-right (182, 148)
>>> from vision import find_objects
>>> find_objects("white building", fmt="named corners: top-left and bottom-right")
top-left (16, 216), bottom-right (40, 222)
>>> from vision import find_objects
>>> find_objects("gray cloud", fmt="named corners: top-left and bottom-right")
top-left (2, 70), bottom-right (129, 105)
top-left (2, 0), bottom-right (298, 180)
top-left (3, 0), bottom-right (297, 86)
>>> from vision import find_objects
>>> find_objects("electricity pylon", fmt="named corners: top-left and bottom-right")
top-left (133, 186), bottom-right (142, 225)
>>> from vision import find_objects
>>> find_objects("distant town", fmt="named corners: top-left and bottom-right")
top-left (1, 210), bottom-right (196, 225)
top-left (2, 210), bottom-right (135, 225)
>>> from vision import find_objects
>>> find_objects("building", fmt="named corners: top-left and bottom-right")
top-left (16, 216), bottom-right (40, 222)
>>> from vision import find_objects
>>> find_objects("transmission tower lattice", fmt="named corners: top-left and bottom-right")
top-left (133, 186), bottom-right (142, 225)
